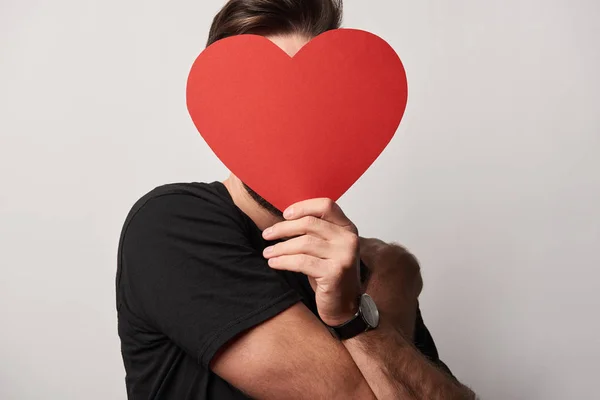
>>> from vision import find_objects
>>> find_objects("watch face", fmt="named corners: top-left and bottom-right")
top-left (360, 294), bottom-right (380, 328)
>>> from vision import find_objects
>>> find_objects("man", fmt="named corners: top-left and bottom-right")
top-left (116, 1), bottom-right (476, 398)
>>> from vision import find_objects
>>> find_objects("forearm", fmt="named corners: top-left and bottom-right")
top-left (343, 324), bottom-right (475, 400)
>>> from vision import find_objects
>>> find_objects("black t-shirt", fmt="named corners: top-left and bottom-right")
top-left (116, 181), bottom-right (449, 399)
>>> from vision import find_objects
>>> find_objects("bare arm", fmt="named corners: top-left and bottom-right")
top-left (262, 199), bottom-right (476, 399)
top-left (345, 325), bottom-right (475, 399)
top-left (352, 238), bottom-right (476, 399)
top-left (211, 302), bottom-right (377, 400)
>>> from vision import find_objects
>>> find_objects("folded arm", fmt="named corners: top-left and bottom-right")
top-left (254, 198), bottom-right (476, 399)
top-left (345, 324), bottom-right (475, 399)
top-left (211, 239), bottom-right (447, 399)
top-left (212, 293), bottom-right (474, 400)
top-left (211, 302), bottom-right (377, 399)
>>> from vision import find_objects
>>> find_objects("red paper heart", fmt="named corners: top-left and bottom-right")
top-left (187, 28), bottom-right (408, 211)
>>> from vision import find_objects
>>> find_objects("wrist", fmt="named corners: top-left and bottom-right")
top-left (321, 297), bottom-right (360, 327)
top-left (326, 293), bottom-right (380, 340)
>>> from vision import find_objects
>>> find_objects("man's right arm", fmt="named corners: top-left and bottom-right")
top-left (211, 295), bottom-right (473, 400)
top-left (211, 302), bottom-right (377, 400)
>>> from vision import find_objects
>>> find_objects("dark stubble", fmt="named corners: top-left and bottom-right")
top-left (242, 182), bottom-right (284, 218)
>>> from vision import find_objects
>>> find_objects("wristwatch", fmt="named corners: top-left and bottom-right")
top-left (327, 293), bottom-right (380, 340)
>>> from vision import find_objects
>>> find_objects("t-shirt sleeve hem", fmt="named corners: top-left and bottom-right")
top-left (198, 290), bottom-right (302, 368)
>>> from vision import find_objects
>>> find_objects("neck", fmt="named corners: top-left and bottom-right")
top-left (222, 175), bottom-right (283, 231)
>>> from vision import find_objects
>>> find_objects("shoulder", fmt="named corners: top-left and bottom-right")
top-left (122, 181), bottom-right (242, 230)
top-left (126, 181), bottom-right (231, 216)
top-left (359, 237), bottom-right (422, 292)
top-left (359, 237), bottom-right (419, 268)
top-left (118, 181), bottom-right (251, 260)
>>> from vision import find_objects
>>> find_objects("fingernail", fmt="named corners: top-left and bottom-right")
top-left (263, 227), bottom-right (273, 238)
top-left (268, 257), bottom-right (278, 267)
top-left (283, 207), bottom-right (294, 219)
top-left (264, 246), bottom-right (273, 256)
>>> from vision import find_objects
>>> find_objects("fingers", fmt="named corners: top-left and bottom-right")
top-left (267, 254), bottom-right (324, 277)
top-left (283, 198), bottom-right (357, 233)
top-left (263, 235), bottom-right (328, 259)
top-left (263, 216), bottom-right (337, 241)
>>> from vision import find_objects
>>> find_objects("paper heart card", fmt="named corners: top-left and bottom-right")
top-left (186, 28), bottom-right (408, 211)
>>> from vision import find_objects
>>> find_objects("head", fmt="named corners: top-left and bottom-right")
top-left (208, 0), bottom-right (343, 216)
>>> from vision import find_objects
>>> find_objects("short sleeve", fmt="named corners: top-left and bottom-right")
top-left (121, 193), bottom-right (301, 367)
top-left (413, 307), bottom-right (454, 377)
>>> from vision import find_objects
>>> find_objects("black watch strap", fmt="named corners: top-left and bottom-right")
top-left (328, 310), bottom-right (370, 340)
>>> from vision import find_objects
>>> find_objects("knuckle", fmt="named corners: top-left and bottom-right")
top-left (304, 216), bottom-right (318, 228)
top-left (304, 255), bottom-right (318, 268)
top-left (346, 233), bottom-right (359, 249)
top-left (331, 263), bottom-right (346, 279)
top-left (330, 256), bottom-right (346, 271)
top-left (322, 198), bottom-right (335, 212)
top-left (301, 235), bottom-right (316, 248)
top-left (341, 254), bottom-right (356, 270)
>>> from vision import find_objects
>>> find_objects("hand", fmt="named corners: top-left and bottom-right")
top-left (262, 199), bottom-right (362, 326)
top-left (359, 237), bottom-right (423, 339)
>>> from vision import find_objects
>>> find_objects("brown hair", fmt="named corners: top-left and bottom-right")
top-left (207, 0), bottom-right (343, 47)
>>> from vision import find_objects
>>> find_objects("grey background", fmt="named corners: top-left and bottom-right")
top-left (1, 0), bottom-right (599, 399)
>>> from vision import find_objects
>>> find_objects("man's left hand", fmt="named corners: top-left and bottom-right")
top-left (262, 198), bottom-right (362, 327)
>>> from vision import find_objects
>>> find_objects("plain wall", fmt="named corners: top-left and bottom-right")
top-left (1, 0), bottom-right (598, 399)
